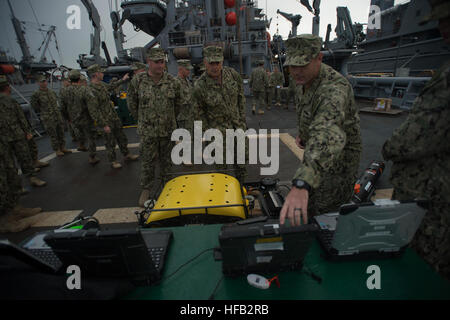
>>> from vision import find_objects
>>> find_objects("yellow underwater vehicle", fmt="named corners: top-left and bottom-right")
top-left (135, 173), bottom-right (291, 228)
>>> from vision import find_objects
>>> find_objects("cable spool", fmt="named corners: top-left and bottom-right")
top-left (173, 47), bottom-right (191, 59)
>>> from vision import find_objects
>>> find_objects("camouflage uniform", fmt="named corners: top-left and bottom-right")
top-left (268, 71), bottom-right (284, 106)
top-left (174, 59), bottom-right (195, 134)
top-left (87, 65), bottom-right (130, 163)
top-left (284, 74), bottom-right (296, 108)
top-left (193, 46), bottom-right (248, 182)
top-left (249, 63), bottom-right (269, 112)
top-left (30, 86), bottom-right (66, 152)
top-left (0, 93), bottom-right (38, 178)
top-left (286, 35), bottom-right (362, 217)
top-left (127, 48), bottom-right (177, 189)
top-left (0, 137), bottom-right (21, 216)
top-left (61, 70), bottom-right (98, 159)
top-left (382, 60), bottom-right (450, 280)
top-left (59, 84), bottom-right (79, 141)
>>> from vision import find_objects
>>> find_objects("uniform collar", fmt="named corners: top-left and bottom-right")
top-left (145, 71), bottom-right (170, 85)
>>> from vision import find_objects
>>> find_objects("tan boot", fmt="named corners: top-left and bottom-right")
top-left (124, 154), bottom-right (139, 161)
top-left (139, 189), bottom-right (150, 208)
top-left (89, 156), bottom-right (100, 165)
top-left (30, 176), bottom-right (47, 187)
top-left (257, 110), bottom-right (265, 115)
top-left (13, 205), bottom-right (42, 218)
top-left (0, 212), bottom-right (34, 233)
top-left (35, 160), bottom-right (49, 168)
top-left (61, 147), bottom-right (72, 154)
top-left (111, 161), bottom-right (122, 169)
top-left (56, 150), bottom-right (64, 157)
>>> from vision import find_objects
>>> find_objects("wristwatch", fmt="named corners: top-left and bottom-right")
top-left (292, 179), bottom-right (311, 192)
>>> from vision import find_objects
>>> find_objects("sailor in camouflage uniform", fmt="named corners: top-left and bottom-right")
top-left (86, 64), bottom-right (138, 169)
top-left (31, 76), bottom-right (71, 157)
top-left (193, 46), bottom-right (248, 183)
top-left (174, 59), bottom-right (195, 137)
top-left (127, 48), bottom-right (178, 207)
top-left (0, 134), bottom-right (42, 233)
top-left (61, 70), bottom-right (100, 165)
top-left (280, 34), bottom-right (362, 226)
top-left (268, 66), bottom-right (284, 107)
top-left (382, 0), bottom-right (450, 280)
top-left (0, 76), bottom-right (47, 188)
top-left (59, 75), bottom-right (79, 143)
top-left (284, 74), bottom-right (296, 110)
top-left (249, 60), bottom-right (269, 115)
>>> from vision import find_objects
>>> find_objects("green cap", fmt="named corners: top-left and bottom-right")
top-left (420, 0), bottom-right (450, 25)
top-left (257, 60), bottom-right (265, 66)
top-left (37, 75), bottom-right (47, 82)
top-left (177, 59), bottom-right (193, 70)
top-left (203, 46), bottom-right (224, 63)
top-left (87, 64), bottom-right (105, 75)
top-left (68, 69), bottom-right (81, 81)
top-left (146, 47), bottom-right (166, 61)
top-left (131, 62), bottom-right (147, 71)
top-left (0, 75), bottom-right (9, 87)
top-left (284, 34), bottom-right (322, 67)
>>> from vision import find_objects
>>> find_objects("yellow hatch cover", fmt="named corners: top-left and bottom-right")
top-left (146, 173), bottom-right (248, 224)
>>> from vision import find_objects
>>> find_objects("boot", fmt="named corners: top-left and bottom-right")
top-left (252, 106), bottom-right (256, 115)
top-left (30, 176), bottom-right (47, 187)
top-left (56, 150), bottom-right (64, 157)
top-left (13, 205), bottom-right (42, 218)
top-left (139, 189), bottom-right (150, 208)
top-left (111, 161), bottom-right (122, 169)
top-left (35, 160), bottom-right (49, 168)
top-left (34, 167), bottom-right (40, 173)
top-left (0, 213), bottom-right (35, 233)
top-left (124, 153), bottom-right (139, 161)
top-left (257, 110), bottom-right (265, 115)
top-left (61, 148), bottom-right (72, 154)
top-left (77, 144), bottom-right (88, 152)
top-left (89, 156), bottom-right (100, 165)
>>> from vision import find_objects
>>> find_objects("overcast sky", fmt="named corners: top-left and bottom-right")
top-left (0, 0), bottom-right (409, 69)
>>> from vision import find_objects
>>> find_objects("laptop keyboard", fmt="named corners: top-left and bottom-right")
top-left (26, 249), bottom-right (62, 270)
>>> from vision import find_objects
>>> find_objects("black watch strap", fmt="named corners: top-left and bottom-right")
top-left (292, 179), bottom-right (311, 192)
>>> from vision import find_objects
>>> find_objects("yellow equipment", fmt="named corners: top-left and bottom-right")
top-left (145, 173), bottom-right (249, 227)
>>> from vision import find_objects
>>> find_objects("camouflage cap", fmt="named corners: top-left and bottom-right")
top-left (87, 64), bottom-right (105, 75)
top-left (37, 75), bottom-right (47, 82)
top-left (146, 47), bottom-right (166, 61)
top-left (420, 0), bottom-right (450, 25)
top-left (284, 34), bottom-right (322, 67)
top-left (177, 59), bottom-right (193, 70)
top-left (0, 75), bottom-right (9, 87)
top-left (203, 46), bottom-right (224, 63)
top-left (68, 69), bottom-right (81, 81)
top-left (131, 62), bottom-right (147, 71)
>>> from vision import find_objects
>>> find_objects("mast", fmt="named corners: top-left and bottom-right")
top-left (7, 0), bottom-right (33, 63)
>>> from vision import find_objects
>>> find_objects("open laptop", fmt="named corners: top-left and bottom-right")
top-left (1, 228), bottom-right (172, 285)
top-left (313, 200), bottom-right (427, 260)
top-left (217, 216), bottom-right (318, 276)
